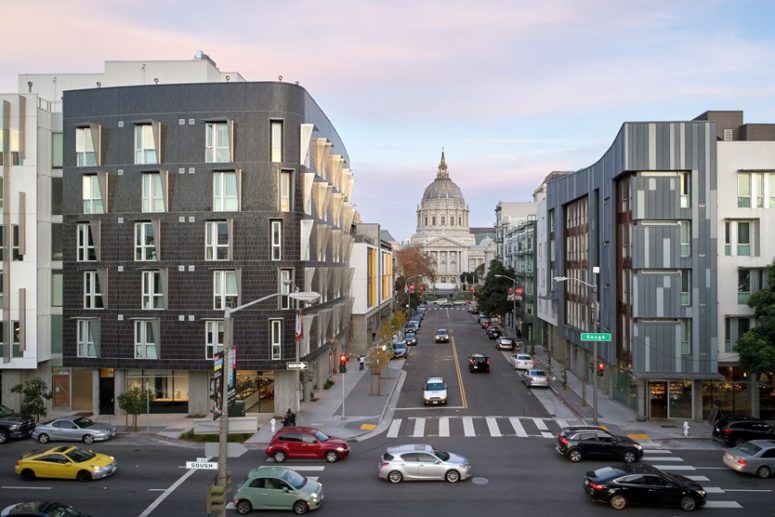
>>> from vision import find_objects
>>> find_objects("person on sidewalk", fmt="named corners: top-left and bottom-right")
top-left (282, 408), bottom-right (296, 427)
top-left (358, 355), bottom-right (365, 370)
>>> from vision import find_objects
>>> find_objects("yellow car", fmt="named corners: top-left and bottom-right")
top-left (15, 446), bottom-right (117, 481)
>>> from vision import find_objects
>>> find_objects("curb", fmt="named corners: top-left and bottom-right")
top-left (548, 384), bottom-right (587, 420)
top-left (356, 368), bottom-right (407, 442)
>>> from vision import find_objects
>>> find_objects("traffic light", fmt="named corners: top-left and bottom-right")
top-left (339, 353), bottom-right (348, 373)
top-left (207, 482), bottom-right (226, 514)
top-left (597, 362), bottom-right (605, 377)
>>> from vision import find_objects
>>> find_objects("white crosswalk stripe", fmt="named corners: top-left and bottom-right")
top-left (412, 418), bottom-right (426, 437)
top-left (438, 416), bottom-right (450, 437)
top-left (384, 415), bottom-right (580, 439)
top-left (509, 417), bottom-right (528, 437)
top-left (486, 417), bottom-right (501, 437)
top-left (387, 418), bottom-right (402, 438)
top-left (462, 416), bottom-right (476, 437)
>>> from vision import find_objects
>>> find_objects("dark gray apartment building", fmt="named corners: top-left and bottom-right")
top-left (62, 82), bottom-right (355, 416)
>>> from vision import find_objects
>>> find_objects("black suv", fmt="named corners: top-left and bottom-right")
top-left (556, 426), bottom-right (643, 463)
top-left (0, 404), bottom-right (36, 444)
top-left (713, 417), bottom-right (775, 446)
top-left (585, 463), bottom-right (706, 512)
top-left (468, 354), bottom-right (490, 373)
top-left (485, 326), bottom-right (502, 339)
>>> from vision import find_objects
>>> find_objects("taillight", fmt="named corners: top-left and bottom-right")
top-left (486, 360), bottom-right (490, 365)
top-left (469, 359), bottom-right (474, 365)
top-left (736, 457), bottom-right (747, 466)
top-left (15, 460), bottom-right (20, 466)
top-left (381, 462), bottom-right (390, 468)
top-left (587, 482), bottom-right (605, 491)
top-left (559, 436), bottom-right (569, 446)
top-left (722, 428), bottom-right (734, 435)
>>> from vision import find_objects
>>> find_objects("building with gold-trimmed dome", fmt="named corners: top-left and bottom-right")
top-left (410, 150), bottom-right (486, 292)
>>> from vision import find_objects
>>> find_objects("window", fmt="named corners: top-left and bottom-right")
top-left (725, 317), bottom-right (752, 352)
top-left (680, 270), bottom-right (691, 305)
top-left (51, 270), bottom-right (62, 307)
top-left (213, 270), bottom-right (238, 309)
top-left (134, 320), bottom-right (158, 359)
top-left (679, 172), bottom-right (690, 208)
top-left (135, 222), bottom-right (157, 261)
top-left (724, 221), bottom-right (731, 256)
top-left (83, 271), bottom-right (104, 309)
top-left (134, 124), bottom-right (158, 164)
top-left (271, 220), bottom-right (282, 261)
top-left (679, 221), bottom-right (690, 257)
top-left (441, 216), bottom-right (445, 226)
top-left (206, 122), bottom-right (230, 163)
top-left (432, 216), bottom-right (436, 226)
top-left (205, 320), bottom-right (224, 360)
top-left (270, 318), bottom-right (282, 360)
top-left (213, 172), bottom-right (238, 211)
top-left (142, 270), bottom-right (164, 309)
top-left (754, 172), bottom-right (764, 208)
top-left (142, 173), bottom-right (164, 212)
top-left (82, 174), bottom-right (104, 214)
top-left (270, 120), bottom-right (283, 163)
top-left (725, 220), bottom-right (757, 257)
top-left (737, 221), bottom-right (751, 256)
top-left (51, 132), bottom-right (63, 168)
top-left (279, 268), bottom-right (293, 309)
top-left (770, 174), bottom-right (775, 207)
top-left (77, 320), bottom-right (97, 357)
top-left (279, 170), bottom-right (292, 211)
top-left (738, 172), bottom-right (751, 208)
top-left (424, 216), bottom-right (428, 226)
top-left (205, 221), bottom-right (230, 260)
top-left (12, 225), bottom-right (23, 261)
top-left (738, 270), bottom-right (751, 305)
top-left (75, 127), bottom-right (96, 166)
top-left (51, 177), bottom-right (62, 215)
top-left (458, 216), bottom-right (462, 226)
top-left (76, 223), bottom-right (97, 261)
top-left (680, 319), bottom-right (691, 355)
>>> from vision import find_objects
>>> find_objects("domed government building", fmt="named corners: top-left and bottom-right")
top-left (410, 150), bottom-right (489, 293)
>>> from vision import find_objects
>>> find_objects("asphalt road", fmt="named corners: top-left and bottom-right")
top-left (0, 307), bottom-right (772, 516)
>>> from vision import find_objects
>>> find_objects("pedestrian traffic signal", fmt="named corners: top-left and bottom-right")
top-left (597, 362), bottom-right (605, 376)
top-left (207, 482), bottom-right (226, 513)
top-left (339, 353), bottom-right (348, 373)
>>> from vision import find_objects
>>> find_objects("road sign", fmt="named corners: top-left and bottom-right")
top-left (286, 361), bottom-right (308, 370)
top-left (186, 460), bottom-right (218, 470)
top-left (581, 332), bottom-right (611, 342)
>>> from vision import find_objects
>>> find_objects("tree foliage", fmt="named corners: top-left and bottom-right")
top-left (118, 387), bottom-right (151, 431)
top-left (736, 259), bottom-right (775, 374)
top-left (395, 246), bottom-right (435, 281)
top-left (476, 259), bottom-right (517, 319)
top-left (11, 379), bottom-right (53, 422)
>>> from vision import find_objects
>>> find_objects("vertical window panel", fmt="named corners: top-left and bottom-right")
top-left (270, 120), bottom-right (283, 163)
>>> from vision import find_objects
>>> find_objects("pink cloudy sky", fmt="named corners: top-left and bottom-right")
top-left (4, 0), bottom-right (775, 240)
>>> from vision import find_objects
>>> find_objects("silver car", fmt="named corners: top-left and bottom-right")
top-left (521, 368), bottom-right (549, 388)
top-left (32, 416), bottom-right (116, 445)
top-left (722, 439), bottom-right (775, 478)
top-left (379, 444), bottom-right (472, 483)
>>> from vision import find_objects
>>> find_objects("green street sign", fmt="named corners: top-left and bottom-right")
top-left (581, 332), bottom-right (611, 342)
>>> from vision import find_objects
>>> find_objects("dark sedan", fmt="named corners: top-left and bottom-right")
top-left (485, 326), bottom-right (502, 339)
top-left (556, 426), bottom-right (643, 463)
top-left (584, 464), bottom-right (706, 511)
top-left (404, 332), bottom-right (417, 346)
top-left (468, 354), bottom-right (490, 373)
top-left (712, 417), bottom-right (774, 447)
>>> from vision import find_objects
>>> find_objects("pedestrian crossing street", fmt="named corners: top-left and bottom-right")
top-left (385, 415), bottom-right (582, 439)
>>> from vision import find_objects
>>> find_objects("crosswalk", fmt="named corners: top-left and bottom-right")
top-left (384, 415), bottom-right (580, 438)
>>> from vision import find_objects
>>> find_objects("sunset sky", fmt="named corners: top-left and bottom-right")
top-left (4, 0), bottom-right (775, 240)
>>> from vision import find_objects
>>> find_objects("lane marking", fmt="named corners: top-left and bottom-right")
top-left (486, 417), bottom-right (501, 437)
top-left (652, 465), bottom-right (695, 470)
top-left (412, 417), bottom-right (426, 437)
top-left (645, 457), bottom-right (683, 462)
top-left (1, 486), bottom-right (52, 490)
top-left (148, 489), bottom-right (167, 492)
top-left (685, 475), bottom-right (710, 481)
top-left (703, 487), bottom-right (724, 494)
top-left (394, 406), bottom-right (466, 410)
top-left (387, 419), bottom-right (402, 438)
top-left (724, 489), bottom-right (772, 492)
top-left (450, 336), bottom-right (468, 409)
top-left (643, 449), bottom-right (672, 454)
top-left (627, 433), bottom-right (651, 441)
top-left (556, 419), bottom-right (568, 429)
top-left (138, 457), bottom-right (203, 517)
top-left (284, 466), bottom-right (325, 471)
top-left (533, 417), bottom-right (549, 431)
top-left (703, 501), bottom-right (743, 509)
top-left (462, 416), bottom-right (476, 437)
top-left (438, 417), bottom-right (450, 437)
top-left (509, 417), bottom-right (528, 437)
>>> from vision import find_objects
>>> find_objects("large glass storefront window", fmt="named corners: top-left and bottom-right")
top-left (703, 367), bottom-right (750, 419)
top-left (759, 372), bottom-right (775, 420)
top-left (233, 370), bottom-right (274, 413)
top-left (649, 380), bottom-right (693, 419)
top-left (127, 370), bottom-right (189, 414)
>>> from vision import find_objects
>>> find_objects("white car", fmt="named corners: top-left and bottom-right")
top-left (423, 377), bottom-right (448, 406)
top-left (510, 353), bottom-right (534, 371)
top-left (521, 369), bottom-right (549, 388)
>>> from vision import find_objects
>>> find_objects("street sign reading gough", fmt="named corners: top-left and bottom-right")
top-left (581, 332), bottom-right (611, 342)
top-left (186, 460), bottom-right (218, 470)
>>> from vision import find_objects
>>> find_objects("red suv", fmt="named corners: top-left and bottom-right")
top-left (265, 426), bottom-right (350, 463)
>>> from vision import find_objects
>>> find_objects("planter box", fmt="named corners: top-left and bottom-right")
top-left (193, 416), bottom-right (258, 435)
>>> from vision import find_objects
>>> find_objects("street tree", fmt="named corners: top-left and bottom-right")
top-left (366, 346), bottom-right (394, 395)
top-left (476, 259), bottom-right (517, 321)
top-left (118, 387), bottom-right (151, 431)
top-left (11, 379), bottom-right (53, 422)
top-left (395, 245), bottom-right (435, 303)
top-left (380, 311), bottom-right (407, 345)
top-left (736, 259), bottom-right (775, 393)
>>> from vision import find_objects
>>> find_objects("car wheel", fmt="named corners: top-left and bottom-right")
top-left (387, 470), bottom-right (403, 483)
top-left (0, 431), bottom-right (8, 444)
top-left (622, 450), bottom-right (637, 463)
top-left (236, 500), bottom-right (252, 515)
top-left (37, 433), bottom-right (50, 444)
top-left (567, 449), bottom-right (583, 463)
top-left (77, 470), bottom-right (93, 482)
top-left (756, 465), bottom-right (771, 479)
top-left (679, 496), bottom-right (697, 512)
top-left (445, 470), bottom-right (461, 483)
top-left (273, 450), bottom-right (287, 463)
top-left (609, 494), bottom-right (627, 510)
top-left (20, 469), bottom-right (36, 481)
top-left (292, 500), bottom-right (309, 515)
top-left (325, 451), bottom-right (338, 463)
top-left (83, 434), bottom-right (95, 445)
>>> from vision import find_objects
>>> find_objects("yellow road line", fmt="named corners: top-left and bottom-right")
top-left (450, 335), bottom-right (468, 409)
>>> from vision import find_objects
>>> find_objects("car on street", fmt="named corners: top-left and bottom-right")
top-left (404, 321), bottom-right (419, 333)
top-left (495, 337), bottom-right (516, 351)
top-left (265, 427), bottom-right (350, 463)
top-left (408, 318), bottom-right (421, 329)
top-left (712, 417), bottom-right (775, 446)
top-left (32, 417), bottom-right (116, 445)
top-left (485, 326), bottom-right (502, 339)
top-left (423, 377), bottom-right (448, 406)
top-left (509, 353), bottom-right (534, 371)
top-left (404, 332), bottom-right (417, 346)
top-left (521, 369), bottom-right (549, 388)
top-left (584, 463), bottom-right (706, 511)
top-left (556, 426), bottom-right (643, 463)
top-left (233, 466), bottom-right (323, 515)
top-left (434, 328), bottom-right (449, 343)
top-left (479, 317), bottom-right (491, 329)
top-left (468, 354), bottom-right (490, 373)
top-left (391, 340), bottom-right (409, 359)
top-left (0, 502), bottom-right (88, 516)
top-left (15, 446), bottom-right (117, 481)
top-left (0, 405), bottom-right (36, 445)
top-left (722, 439), bottom-right (775, 478)
top-left (379, 444), bottom-right (472, 484)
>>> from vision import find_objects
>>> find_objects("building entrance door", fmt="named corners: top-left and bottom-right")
top-left (52, 372), bottom-right (71, 411)
top-left (650, 381), bottom-right (668, 418)
top-left (99, 369), bottom-right (115, 415)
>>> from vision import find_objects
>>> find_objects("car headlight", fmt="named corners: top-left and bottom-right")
top-left (336, 447), bottom-right (345, 452)
top-left (9, 424), bottom-right (19, 431)
top-left (696, 490), bottom-right (705, 497)
top-left (634, 444), bottom-right (642, 449)
top-left (310, 493), bottom-right (319, 501)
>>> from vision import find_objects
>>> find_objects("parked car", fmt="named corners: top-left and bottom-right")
top-left (423, 377), bottom-right (448, 406)
top-left (509, 353), bottom-right (534, 371)
top-left (15, 446), bottom-right (117, 481)
top-left (265, 427), bottom-right (350, 463)
top-left (521, 369), bottom-right (549, 388)
top-left (712, 417), bottom-right (775, 447)
top-left (379, 444), bottom-right (471, 483)
top-left (722, 439), bottom-right (775, 478)
top-left (233, 466), bottom-right (324, 515)
top-left (468, 354), bottom-right (490, 373)
top-left (434, 329), bottom-right (450, 343)
top-left (0, 502), bottom-right (89, 517)
top-left (584, 463), bottom-right (706, 511)
top-left (479, 318), bottom-right (491, 329)
top-left (476, 314), bottom-right (489, 324)
top-left (0, 406), bottom-right (36, 445)
top-left (404, 332), bottom-right (417, 346)
top-left (495, 337), bottom-right (516, 351)
top-left (485, 326), bottom-right (502, 339)
top-left (408, 318), bottom-right (421, 329)
top-left (556, 426), bottom-right (643, 463)
top-left (405, 321), bottom-right (419, 333)
top-left (391, 341), bottom-right (409, 359)
top-left (32, 417), bottom-right (115, 445)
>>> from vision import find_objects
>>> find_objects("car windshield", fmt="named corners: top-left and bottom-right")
top-left (74, 417), bottom-right (95, 428)
top-left (433, 448), bottom-right (451, 461)
top-left (406, 333), bottom-right (415, 338)
top-left (313, 430), bottom-right (330, 442)
top-left (426, 383), bottom-right (445, 391)
top-left (737, 442), bottom-right (762, 455)
top-left (437, 330), bottom-right (448, 335)
top-left (518, 355), bottom-right (531, 360)
top-left (66, 448), bottom-right (97, 463)
top-left (282, 469), bottom-right (307, 489)
top-left (531, 370), bottom-right (546, 376)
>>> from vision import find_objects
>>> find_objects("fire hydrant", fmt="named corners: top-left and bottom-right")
top-left (270, 418), bottom-right (277, 434)
top-left (682, 421), bottom-right (690, 437)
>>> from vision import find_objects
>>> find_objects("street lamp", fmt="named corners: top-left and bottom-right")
top-left (494, 274), bottom-right (518, 339)
top-left (215, 289), bottom-right (320, 517)
top-left (405, 275), bottom-right (422, 314)
top-left (553, 268), bottom-right (600, 425)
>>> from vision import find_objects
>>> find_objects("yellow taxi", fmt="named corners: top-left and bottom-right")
top-left (15, 445), bottom-right (117, 481)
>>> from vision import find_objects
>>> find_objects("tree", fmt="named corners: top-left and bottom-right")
top-left (11, 379), bottom-right (52, 422)
top-left (736, 259), bottom-right (775, 376)
top-left (366, 346), bottom-right (394, 395)
top-left (118, 387), bottom-right (151, 431)
top-left (380, 311), bottom-right (407, 345)
top-left (476, 259), bottom-right (517, 320)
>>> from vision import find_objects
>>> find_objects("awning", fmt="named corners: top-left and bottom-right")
top-left (630, 371), bottom-right (725, 381)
